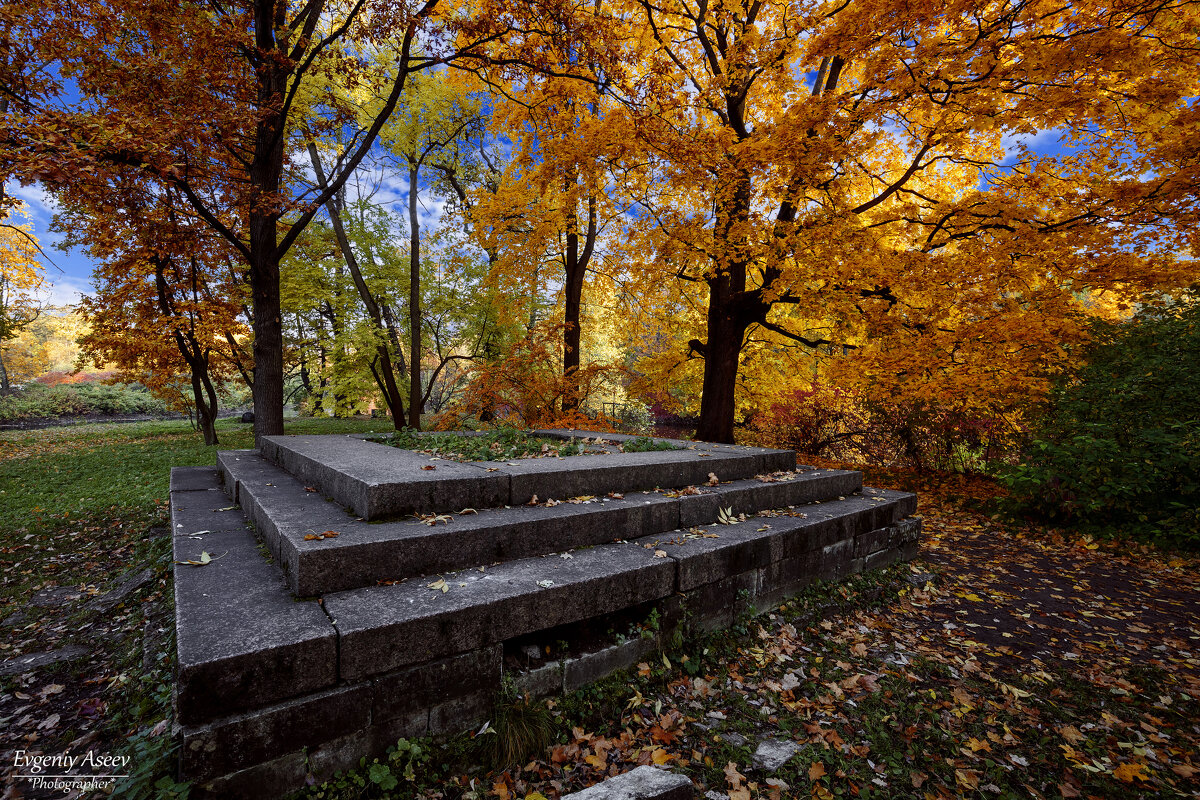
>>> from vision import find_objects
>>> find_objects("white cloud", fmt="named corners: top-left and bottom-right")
top-left (4, 181), bottom-right (60, 221)
top-left (36, 274), bottom-right (91, 307)
top-left (999, 127), bottom-right (1064, 162)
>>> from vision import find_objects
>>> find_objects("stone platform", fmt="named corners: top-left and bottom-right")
top-left (170, 431), bottom-right (920, 797)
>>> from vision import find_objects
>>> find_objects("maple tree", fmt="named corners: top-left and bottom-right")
top-left (584, 0), bottom-right (1200, 442)
top-left (59, 180), bottom-right (251, 445)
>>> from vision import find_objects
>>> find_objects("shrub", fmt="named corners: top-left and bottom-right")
top-left (997, 292), bottom-right (1200, 548)
top-left (0, 381), bottom-right (172, 421)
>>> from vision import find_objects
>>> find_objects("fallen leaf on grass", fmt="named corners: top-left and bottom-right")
top-left (809, 761), bottom-right (827, 780)
top-left (1112, 762), bottom-right (1150, 783)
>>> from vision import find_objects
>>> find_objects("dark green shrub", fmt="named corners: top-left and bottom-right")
top-left (0, 381), bottom-right (171, 421)
top-left (998, 292), bottom-right (1200, 548)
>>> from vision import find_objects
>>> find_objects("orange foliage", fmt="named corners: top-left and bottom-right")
top-left (444, 321), bottom-right (619, 431)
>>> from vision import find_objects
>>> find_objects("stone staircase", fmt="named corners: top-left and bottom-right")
top-left (170, 431), bottom-right (920, 798)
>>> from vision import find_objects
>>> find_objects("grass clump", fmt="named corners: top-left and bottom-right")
top-left (620, 435), bottom-right (678, 453)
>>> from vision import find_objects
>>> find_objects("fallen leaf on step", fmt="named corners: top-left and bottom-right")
top-left (421, 465), bottom-right (436, 471)
top-left (427, 578), bottom-right (449, 593)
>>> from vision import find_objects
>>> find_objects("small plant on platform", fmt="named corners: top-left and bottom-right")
top-left (620, 435), bottom-right (678, 453)
top-left (378, 427), bottom-right (600, 462)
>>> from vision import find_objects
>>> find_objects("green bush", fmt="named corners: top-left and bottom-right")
top-left (998, 292), bottom-right (1200, 548)
top-left (0, 381), bottom-right (172, 421)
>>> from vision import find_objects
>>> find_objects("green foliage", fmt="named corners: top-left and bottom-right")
top-left (379, 426), bottom-right (586, 461)
top-left (620, 435), bottom-right (677, 453)
top-left (0, 381), bottom-right (172, 421)
top-left (998, 292), bottom-right (1200, 547)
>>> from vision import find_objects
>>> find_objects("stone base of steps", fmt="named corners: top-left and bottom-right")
top-left (171, 460), bottom-right (919, 799)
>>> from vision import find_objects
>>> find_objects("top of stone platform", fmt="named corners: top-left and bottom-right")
top-left (260, 430), bottom-right (795, 520)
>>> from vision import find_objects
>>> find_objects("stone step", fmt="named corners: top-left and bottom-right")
top-left (320, 489), bottom-right (915, 682)
top-left (259, 432), bottom-right (795, 520)
top-left (218, 450), bottom-right (863, 595)
top-left (169, 467), bottom-right (338, 727)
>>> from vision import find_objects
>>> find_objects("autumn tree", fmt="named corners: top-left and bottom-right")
top-left (591, 0), bottom-right (1200, 442)
top-left (60, 181), bottom-right (251, 445)
top-left (0, 202), bottom-right (44, 392)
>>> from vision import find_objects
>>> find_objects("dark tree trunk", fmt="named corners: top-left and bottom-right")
top-left (694, 168), bottom-right (755, 444)
top-left (561, 194), bottom-right (596, 414)
top-left (408, 160), bottom-right (423, 430)
top-left (247, 0), bottom-right (289, 444)
top-left (694, 276), bottom-right (751, 444)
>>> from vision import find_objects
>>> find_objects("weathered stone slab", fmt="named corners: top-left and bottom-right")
top-left (493, 449), bottom-right (769, 507)
top-left (532, 429), bottom-right (797, 475)
top-left (191, 750), bottom-right (308, 800)
top-left (324, 543), bottom-right (676, 681)
top-left (171, 466), bottom-right (225, 493)
top-left (752, 739), bottom-right (803, 772)
top-left (562, 765), bottom-right (694, 800)
top-left (373, 646), bottom-right (501, 724)
top-left (172, 469), bottom-right (337, 726)
top-left (513, 660), bottom-right (565, 698)
top-left (180, 682), bottom-right (371, 780)
top-left (563, 637), bottom-right (659, 693)
top-left (677, 469), bottom-right (862, 528)
top-left (261, 432), bottom-right (796, 520)
top-left (260, 435), bottom-right (510, 519)
top-left (0, 645), bottom-right (88, 676)
top-left (88, 567), bottom-right (155, 613)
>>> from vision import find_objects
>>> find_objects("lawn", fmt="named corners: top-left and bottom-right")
top-left (1, 419), bottom-right (1197, 799)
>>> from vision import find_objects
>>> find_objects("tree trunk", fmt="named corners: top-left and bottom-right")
top-left (408, 160), bottom-right (423, 430)
top-left (694, 168), bottom-right (754, 444)
top-left (562, 194), bottom-right (596, 414)
top-left (694, 277), bottom-right (751, 444)
top-left (308, 146), bottom-right (407, 427)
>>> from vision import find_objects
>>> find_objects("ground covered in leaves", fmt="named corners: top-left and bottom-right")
top-left (1, 420), bottom-right (1197, 799)
top-left (312, 484), bottom-right (1200, 799)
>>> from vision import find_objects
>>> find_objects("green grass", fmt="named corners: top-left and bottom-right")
top-left (0, 416), bottom-right (384, 535)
